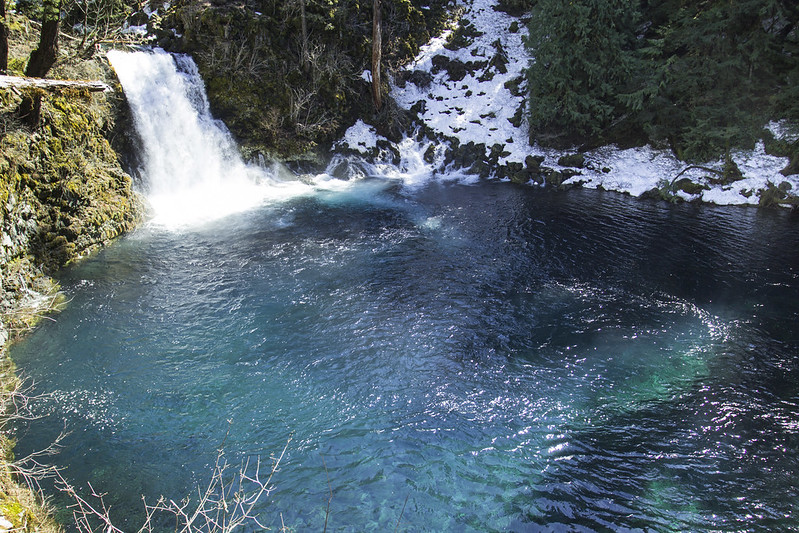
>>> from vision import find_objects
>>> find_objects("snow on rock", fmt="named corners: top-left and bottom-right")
top-left (569, 145), bottom-right (689, 199)
top-left (344, 0), bottom-right (797, 206)
top-left (121, 23), bottom-right (148, 36)
top-left (392, 0), bottom-right (530, 162)
top-left (339, 120), bottom-right (380, 154)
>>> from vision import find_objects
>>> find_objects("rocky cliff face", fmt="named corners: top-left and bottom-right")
top-left (0, 85), bottom-right (142, 351)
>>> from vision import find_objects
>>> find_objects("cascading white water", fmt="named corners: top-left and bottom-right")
top-left (107, 48), bottom-right (476, 227)
top-left (107, 48), bottom-right (309, 228)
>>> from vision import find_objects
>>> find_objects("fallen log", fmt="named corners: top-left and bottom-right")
top-left (0, 74), bottom-right (110, 92)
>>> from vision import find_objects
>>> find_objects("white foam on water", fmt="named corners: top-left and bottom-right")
top-left (108, 49), bottom-right (311, 229)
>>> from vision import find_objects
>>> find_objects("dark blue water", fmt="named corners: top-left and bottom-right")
top-left (10, 182), bottom-right (799, 531)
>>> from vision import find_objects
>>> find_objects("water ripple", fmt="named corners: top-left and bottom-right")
top-left (11, 184), bottom-right (799, 531)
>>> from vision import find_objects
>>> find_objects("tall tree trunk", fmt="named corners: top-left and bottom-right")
top-left (300, 0), bottom-right (309, 72)
top-left (371, 0), bottom-right (382, 111)
top-left (0, 0), bottom-right (9, 74)
top-left (25, 0), bottom-right (61, 78)
top-left (20, 0), bottom-right (61, 126)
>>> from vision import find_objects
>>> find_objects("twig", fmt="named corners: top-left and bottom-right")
top-left (322, 454), bottom-right (333, 533)
top-left (670, 164), bottom-right (722, 182)
top-left (394, 493), bottom-right (410, 533)
top-left (54, 434), bottom-right (293, 532)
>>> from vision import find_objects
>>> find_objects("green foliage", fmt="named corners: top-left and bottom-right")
top-left (525, 0), bottom-right (642, 147)
top-left (524, 0), bottom-right (799, 161)
top-left (11, 0), bottom-right (43, 19)
top-left (13, 0), bottom-right (61, 21)
top-left (169, 0), bottom-right (451, 158)
top-left (638, 0), bottom-right (794, 160)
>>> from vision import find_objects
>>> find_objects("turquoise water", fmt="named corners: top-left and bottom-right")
top-left (11, 183), bottom-right (799, 531)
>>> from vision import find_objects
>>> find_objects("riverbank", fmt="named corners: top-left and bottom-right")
top-left (341, 0), bottom-right (799, 208)
top-left (0, 13), bottom-right (142, 530)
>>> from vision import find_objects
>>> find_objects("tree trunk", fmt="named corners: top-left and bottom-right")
top-left (0, 74), bottom-right (110, 92)
top-left (371, 0), bottom-right (382, 111)
top-left (25, 0), bottom-right (61, 78)
top-left (0, 0), bottom-right (9, 74)
top-left (300, 0), bottom-right (309, 72)
top-left (20, 0), bottom-right (61, 126)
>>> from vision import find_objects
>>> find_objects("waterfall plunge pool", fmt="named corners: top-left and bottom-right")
top-left (9, 49), bottom-right (799, 531)
top-left (10, 183), bottom-right (799, 532)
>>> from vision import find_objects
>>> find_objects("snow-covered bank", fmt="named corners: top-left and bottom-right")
top-left (341, 0), bottom-right (798, 206)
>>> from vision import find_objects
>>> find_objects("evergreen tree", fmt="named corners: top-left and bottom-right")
top-left (640, 0), bottom-right (792, 160)
top-left (525, 0), bottom-right (642, 147)
top-left (765, 0), bottom-right (799, 122)
top-left (524, 0), bottom-right (799, 161)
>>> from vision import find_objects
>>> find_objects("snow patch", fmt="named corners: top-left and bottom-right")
top-left (392, 0), bottom-right (528, 163)
top-left (380, 0), bottom-right (796, 205)
top-left (121, 23), bottom-right (148, 36)
top-left (339, 120), bottom-right (381, 154)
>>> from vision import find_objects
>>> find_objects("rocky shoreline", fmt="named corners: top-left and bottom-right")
top-left (0, 0), bottom-right (797, 527)
top-left (1, 85), bottom-right (142, 347)
top-left (0, 23), bottom-right (142, 527)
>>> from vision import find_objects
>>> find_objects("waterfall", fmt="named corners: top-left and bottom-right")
top-left (107, 48), bottom-right (309, 228)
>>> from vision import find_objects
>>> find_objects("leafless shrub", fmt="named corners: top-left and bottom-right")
top-left (198, 34), bottom-right (272, 80)
top-left (62, 0), bottom-right (132, 49)
top-left (0, 372), bottom-right (291, 532)
top-left (288, 85), bottom-right (315, 126)
top-left (0, 375), bottom-right (67, 506)
top-left (54, 436), bottom-right (292, 533)
top-left (0, 290), bottom-right (68, 339)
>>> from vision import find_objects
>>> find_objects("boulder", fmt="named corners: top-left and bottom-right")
top-left (673, 178), bottom-right (708, 195)
top-left (557, 153), bottom-right (585, 168)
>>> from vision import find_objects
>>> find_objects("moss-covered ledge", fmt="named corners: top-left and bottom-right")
top-left (0, 79), bottom-right (143, 531)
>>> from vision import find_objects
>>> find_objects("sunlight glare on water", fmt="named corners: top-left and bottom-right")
top-left (11, 48), bottom-right (799, 533)
top-left (11, 184), bottom-right (799, 532)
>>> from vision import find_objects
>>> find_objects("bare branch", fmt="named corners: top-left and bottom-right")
top-left (322, 454), bottom-right (333, 533)
top-left (394, 493), bottom-right (410, 533)
top-left (2, 375), bottom-right (293, 532)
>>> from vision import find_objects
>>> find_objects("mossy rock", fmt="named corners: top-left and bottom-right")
top-left (722, 154), bottom-right (743, 183)
top-left (503, 76), bottom-right (525, 97)
top-left (673, 178), bottom-right (709, 195)
top-left (444, 20), bottom-right (483, 51)
top-left (758, 181), bottom-right (798, 208)
top-left (2, 87), bottom-right (142, 272)
top-left (0, 501), bottom-right (35, 531)
top-left (557, 153), bottom-right (586, 168)
top-left (781, 153), bottom-right (799, 177)
top-left (544, 169), bottom-right (565, 187)
top-left (525, 155), bottom-right (544, 172)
